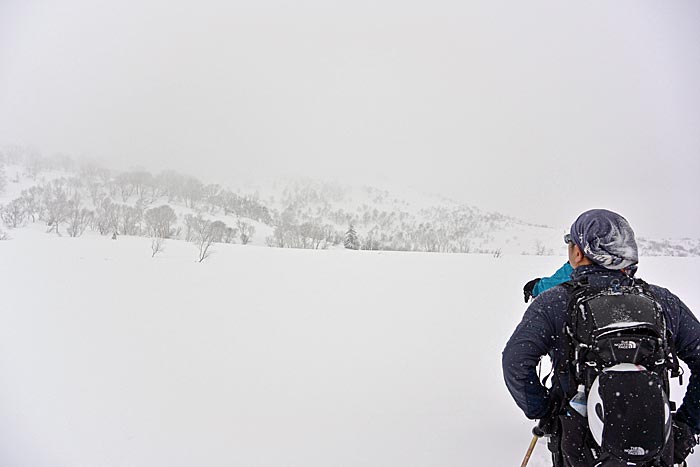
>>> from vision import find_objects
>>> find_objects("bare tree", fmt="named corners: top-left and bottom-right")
top-left (182, 176), bottom-right (204, 208)
top-left (151, 237), bottom-right (165, 257)
top-left (87, 180), bottom-right (106, 206)
top-left (144, 205), bottom-right (177, 238)
top-left (115, 173), bottom-right (135, 202)
top-left (120, 204), bottom-right (143, 236)
top-left (266, 225), bottom-right (286, 248)
top-left (65, 176), bottom-right (83, 199)
top-left (183, 213), bottom-right (200, 242)
top-left (209, 220), bottom-right (228, 243)
top-left (416, 223), bottom-right (439, 252)
top-left (301, 222), bottom-right (326, 249)
top-left (456, 237), bottom-right (471, 254)
top-left (19, 186), bottom-right (42, 222)
top-left (197, 236), bottom-right (214, 262)
top-left (1, 199), bottom-right (26, 228)
top-left (66, 201), bottom-right (93, 237)
top-left (66, 199), bottom-right (94, 237)
top-left (222, 226), bottom-right (238, 243)
top-left (94, 197), bottom-right (120, 235)
top-left (189, 218), bottom-right (228, 262)
top-left (237, 219), bottom-right (255, 245)
top-left (362, 227), bottom-right (382, 251)
top-left (124, 170), bottom-right (154, 198)
top-left (154, 170), bottom-right (183, 202)
top-left (195, 221), bottom-right (215, 263)
top-left (202, 184), bottom-right (222, 213)
top-left (42, 181), bottom-right (70, 234)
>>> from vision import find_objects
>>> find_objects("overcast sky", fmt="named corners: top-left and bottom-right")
top-left (1, 1), bottom-right (699, 238)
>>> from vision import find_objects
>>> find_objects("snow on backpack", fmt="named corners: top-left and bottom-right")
top-left (562, 277), bottom-right (681, 466)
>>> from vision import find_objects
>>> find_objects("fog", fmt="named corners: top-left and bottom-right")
top-left (1, 0), bottom-right (699, 238)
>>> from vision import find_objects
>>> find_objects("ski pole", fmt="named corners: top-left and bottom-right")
top-left (520, 434), bottom-right (539, 467)
top-left (520, 425), bottom-right (545, 467)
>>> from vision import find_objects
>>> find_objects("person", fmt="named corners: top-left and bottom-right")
top-left (523, 262), bottom-right (574, 302)
top-left (502, 209), bottom-right (700, 466)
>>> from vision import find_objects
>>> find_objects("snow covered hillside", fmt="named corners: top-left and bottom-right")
top-left (3, 157), bottom-right (698, 258)
top-left (1, 227), bottom-right (698, 467)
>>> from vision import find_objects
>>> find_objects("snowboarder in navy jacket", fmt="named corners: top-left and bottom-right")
top-left (503, 209), bottom-right (700, 466)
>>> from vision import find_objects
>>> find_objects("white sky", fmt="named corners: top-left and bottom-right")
top-left (1, 0), bottom-right (699, 238)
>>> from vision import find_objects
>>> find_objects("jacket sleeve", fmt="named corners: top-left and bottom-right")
top-left (532, 262), bottom-right (573, 297)
top-left (502, 295), bottom-right (560, 419)
top-left (668, 293), bottom-right (700, 433)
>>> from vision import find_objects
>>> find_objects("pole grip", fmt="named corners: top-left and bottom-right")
top-left (532, 425), bottom-right (546, 438)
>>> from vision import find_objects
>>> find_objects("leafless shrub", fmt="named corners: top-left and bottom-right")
top-left (151, 237), bottom-right (165, 258)
top-left (534, 240), bottom-right (549, 256)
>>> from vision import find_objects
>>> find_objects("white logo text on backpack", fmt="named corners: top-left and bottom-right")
top-left (624, 446), bottom-right (646, 456)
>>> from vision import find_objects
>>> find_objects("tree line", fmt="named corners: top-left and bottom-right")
top-left (5, 147), bottom-right (696, 256)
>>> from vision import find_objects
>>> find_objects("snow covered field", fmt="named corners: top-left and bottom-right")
top-left (1, 229), bottom-right (698, 467)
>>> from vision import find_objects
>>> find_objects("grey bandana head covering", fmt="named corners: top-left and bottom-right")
top-left (570, 209), bottom-right (638, 270)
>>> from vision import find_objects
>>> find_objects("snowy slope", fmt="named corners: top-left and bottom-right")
top-left (2, 161), bottom-right (698, 256)
top-left (1, 227), bottom-right (698, 467)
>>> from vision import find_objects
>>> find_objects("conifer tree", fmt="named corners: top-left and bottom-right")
top-left (344, 225), bottom-right (359, 250)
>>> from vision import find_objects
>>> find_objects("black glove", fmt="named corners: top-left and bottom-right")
top-left (532, 397), bottom-right (558, 438)
top-left (523, 278), bottom-right (541, 303)
top-left (673, 418), bottom-right (699, 465)
top-left (533, 411), bottom-right (558, 438)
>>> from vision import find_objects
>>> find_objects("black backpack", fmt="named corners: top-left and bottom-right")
top-left (561, 277), bottom-right (681, 466)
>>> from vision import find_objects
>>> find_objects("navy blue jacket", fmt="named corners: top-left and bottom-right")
top-left (502, 264), bottom-right (700, 432)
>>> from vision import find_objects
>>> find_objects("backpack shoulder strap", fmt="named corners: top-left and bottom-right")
top-left (626, 277), bottom-right (682, 382)
top-left (552, 278), bottom-right (591, 398)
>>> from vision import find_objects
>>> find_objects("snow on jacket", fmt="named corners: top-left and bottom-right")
top-left (502, 264), bottom-right (700, 432)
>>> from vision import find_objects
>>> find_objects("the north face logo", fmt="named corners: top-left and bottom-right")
top-left (615, 341), bottom-right (637, 350)
top-left (624, 446), bottom-right (646, 456)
